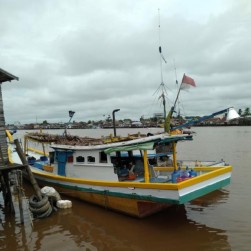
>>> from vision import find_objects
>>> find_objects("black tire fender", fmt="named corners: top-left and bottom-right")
top-left (37, 204), bottom-right (53, 219)
top-left (29, 200), bottom-right (51, 214)
top-left (29, 194), bottom-right (48, 208)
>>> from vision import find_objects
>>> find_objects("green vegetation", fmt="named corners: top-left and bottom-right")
top-left (238, 107), bottom-right (251, 117)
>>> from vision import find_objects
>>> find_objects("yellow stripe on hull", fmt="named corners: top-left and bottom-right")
top-left (26, 165), bottom-right (232, 218)
top-left (177, 166), bottom-right (232, 189)
top-left (31, 165), bottom-right (232, 191)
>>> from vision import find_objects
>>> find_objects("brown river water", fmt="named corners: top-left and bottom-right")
top-left (1, 127), bottom-right (251, 251)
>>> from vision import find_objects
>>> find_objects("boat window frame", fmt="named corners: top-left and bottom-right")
top-left (76, 156), bottom-right (85, 163)
top-left (99, 151), bottom-right (108, 163)
top-left (87, 155), bottom-right (95, 163)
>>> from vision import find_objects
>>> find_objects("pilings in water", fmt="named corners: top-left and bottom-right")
top-left (0, 129), bottom-right (28, 223)
top-left (0, 151), bottom-right (27, 223)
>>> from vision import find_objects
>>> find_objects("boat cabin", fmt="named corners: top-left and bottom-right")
top-left (24, 132), bottom-right (194, 183)
top-left (48, 147), bottom-right (118, 181)
top-left (46, 147), bottom-right (160, 182)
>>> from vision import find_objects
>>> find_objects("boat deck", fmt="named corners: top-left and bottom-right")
top-left (24, 132), bottom-right (150, 146)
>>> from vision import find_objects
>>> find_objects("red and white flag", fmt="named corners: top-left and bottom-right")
top-left (180, 74), bottom-right (196, 90)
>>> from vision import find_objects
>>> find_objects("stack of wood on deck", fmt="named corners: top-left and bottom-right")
top-left (26, 132), bottom-right (149, 146)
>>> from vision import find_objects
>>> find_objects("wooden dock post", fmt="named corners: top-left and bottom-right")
top-left (14, 139), bottom-right (42, 200)
top-left (15, 170), bottom-right (24, 224)
top-left (0, 68), bottom-right (22, 214)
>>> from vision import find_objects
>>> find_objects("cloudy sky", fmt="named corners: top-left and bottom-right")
top-left (0, 0), bottom-right (250, 124)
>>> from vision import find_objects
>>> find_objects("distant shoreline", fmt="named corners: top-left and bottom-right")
top-left (8, 124), bottom-right (251, 131)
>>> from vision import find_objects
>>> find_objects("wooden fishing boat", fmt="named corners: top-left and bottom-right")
top-left (8, 129), bottom-right (232, 218)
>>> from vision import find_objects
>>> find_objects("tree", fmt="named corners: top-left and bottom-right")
top-left (106, 115), bottom-right (112, 122)
top-left (140, 115), bottom-right (144, 123)
top-left (243, 107), bottom-right (251, 117)
top-left (238, 109), bottom-right (242, 116)
top-left (150, 117), bottom-right (158, 123)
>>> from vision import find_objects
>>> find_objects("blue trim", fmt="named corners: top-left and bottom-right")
top-left (179, 178), bottom-right (231, 204)
top-left (56, 150), bottom-right (73, 176)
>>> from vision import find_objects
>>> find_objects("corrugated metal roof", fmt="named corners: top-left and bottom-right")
top-left (0, 67), bottom-right (19, 83)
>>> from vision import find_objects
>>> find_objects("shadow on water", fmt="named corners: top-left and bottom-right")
top-left (188, 189), bottom-right (230, 208)
top-left (0, 183), bottom-right (231, 251)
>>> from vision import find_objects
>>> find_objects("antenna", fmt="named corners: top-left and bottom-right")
top-left (154, 8), bottom-right (168, 132)
top-left (173, 58), bottom-right (178, 85)
top-left (158, 8), bottom-right (167, 86)
top-left (173, 58), bottom-right (180, 116)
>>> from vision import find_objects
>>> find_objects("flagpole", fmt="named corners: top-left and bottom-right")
top-left (173, 73), bottom-right (184, 111)
top-left (165, 74), bottom-right (184, 133)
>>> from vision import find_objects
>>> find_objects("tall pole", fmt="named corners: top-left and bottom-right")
top-left (112, 109), bottom-right (120, 137)
top-left (63, 110), bottom-right (75, 136)
top-left (14, 139), bottom-right (42, 200)
top-left (157, 9), bottom-right (167, 132)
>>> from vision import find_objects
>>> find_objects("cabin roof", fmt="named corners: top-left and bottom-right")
top-left (0, 67), bottom-right (19, 83)
top-left (25, 132), bottom-right (193, 152)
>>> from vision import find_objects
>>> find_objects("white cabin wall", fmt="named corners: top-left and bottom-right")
top-left (68, 164), bottom-right (118, 181)
top-left (63, 149), bottom-right (118, 180)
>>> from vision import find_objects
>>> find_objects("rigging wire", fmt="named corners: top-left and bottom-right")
top-left (173, 58), bottom-right (178, 86)
top-left (153, 8), bottom-right (170, 132)
top-left (154, 9), bottom-right (169, 101)
top-left (158, 8), bottom-right (167, 86)
top-left (173, 58), bottom-right (180, 116)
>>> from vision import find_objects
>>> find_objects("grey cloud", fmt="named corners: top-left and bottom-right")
top-left (0, 0), bottom-right (250, 124)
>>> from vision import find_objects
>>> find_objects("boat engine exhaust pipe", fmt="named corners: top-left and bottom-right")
top-left (112, 109), bottom-right (120, 137)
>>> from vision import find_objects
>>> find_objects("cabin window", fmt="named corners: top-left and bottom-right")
top-left (76, 156), bottom-right (85, 163)
top-left (100, 151), bottom-right (107, 163)
top-left (87, 156), bottom-right (95, 163)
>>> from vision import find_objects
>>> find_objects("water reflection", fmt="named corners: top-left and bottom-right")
top-left (1, 187), bottom-right (231, 251)
top-left (189, 189), bottom-right (230, 209)
top-left (0, 200), bottom-right (32, 251)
